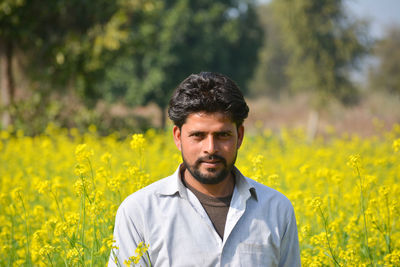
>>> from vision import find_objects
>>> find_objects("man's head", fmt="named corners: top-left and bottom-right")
top-left (168, 72), bottom-right (249, 129)
top-left (168, 72), bottom-right (249, 185)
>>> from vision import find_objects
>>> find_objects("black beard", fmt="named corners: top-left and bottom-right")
top-left (182, 153), bottom-right (237, 185)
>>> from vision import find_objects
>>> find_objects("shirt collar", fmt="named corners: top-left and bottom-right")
top-left (155, 164), bottom-right (187, 197)
top-left (157, 164), bottom-right (258, 201)
top-left (232, 166), bottom-right (258, 201)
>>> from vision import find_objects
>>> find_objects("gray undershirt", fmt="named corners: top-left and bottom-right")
top-left (182, 178), bottom-right (233, 239)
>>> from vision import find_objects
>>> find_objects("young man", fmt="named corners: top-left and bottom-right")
top-left (109, 72), bottom-right (300, 266)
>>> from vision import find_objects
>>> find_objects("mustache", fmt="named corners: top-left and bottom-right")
top-left (195, 154), bottom-right (226, 165)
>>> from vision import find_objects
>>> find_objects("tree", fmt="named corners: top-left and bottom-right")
top-left (0, 0), bottom-right (121, 128)
top-left (99, 0), bottom-right (263, 128)
top-left (249, 4), bottom-right (290, 98)
top-left (368, 26), bottom-right (400, 95)
top-left (270, 0), bottom-right (368, 107)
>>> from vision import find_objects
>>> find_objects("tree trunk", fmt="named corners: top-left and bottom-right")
top-left (160, 106), bottom-right (167, 130)
top-left (307, 109), bottom-right (319, 142)
top-left (0, 39), bottom-right (14, 128)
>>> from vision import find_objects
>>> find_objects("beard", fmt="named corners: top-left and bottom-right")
top-left (182, 152), bottom-right (237, 185)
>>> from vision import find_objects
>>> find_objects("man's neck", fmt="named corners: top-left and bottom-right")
top-left (182, 168), bottom-right (235, 198)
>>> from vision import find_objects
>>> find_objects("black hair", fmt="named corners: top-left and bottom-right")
top-left (168, 72), bottom-right (249, 128)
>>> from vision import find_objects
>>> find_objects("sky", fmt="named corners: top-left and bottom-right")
top-left (257, 0), bottom-right (400, 82)
top-left (345, 0), bottom-right (400, 39)
top-left (344, 0), bottom-right (400, 82)
top-left (258, 0), bottom-right (400, 40)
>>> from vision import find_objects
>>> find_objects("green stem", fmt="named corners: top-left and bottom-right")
top-left (318, 206), bottom-right (341, 267)
top-left (81, 193), bottom-right (86, 259)
top-left (51, 190), bottom-right (65, 221)
top-left (385, 194), bottom-right (392, 253)
top-left (91, 217), bottom-right (96, 267)
top-left (10, 212), bottom-right (15, 265)
top-left (87, 157), bottom-right (96, 191)
top-left (46, 253), bottom-right (54, 267)
top-left (78, 173), bottom-right (87, 264)
top-left (18, 193), bottom-right (32, 266)
top-left (146, 251), bottom-right (152, 267)
top-left (112, 249), bottom-right (122, 267)
top-left (356, 165), bottom-right (373, 265)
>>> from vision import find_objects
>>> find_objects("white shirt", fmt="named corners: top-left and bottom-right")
top-left (109, 165), bottom-right (300, 266)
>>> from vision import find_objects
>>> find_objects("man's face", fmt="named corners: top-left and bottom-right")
top-left (173, 112), bottom-right (244, 184)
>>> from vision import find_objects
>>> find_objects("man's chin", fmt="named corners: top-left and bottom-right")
top-left (199, 168), bottom-right (220, 178)
top-left (193, 169), bottom-right (228, 185)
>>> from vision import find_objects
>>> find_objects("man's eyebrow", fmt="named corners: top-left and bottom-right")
top-left (187, 130), bottom-right (233, 136)
top-left (188, 130), bottom-right (205, 135)
top-left (215, 130), bottom-right (233, 134)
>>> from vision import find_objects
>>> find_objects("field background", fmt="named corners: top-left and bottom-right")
top-left (1, 0), bottom-right (400, 266)
top-left (1, 116), bottom-right (399, 266)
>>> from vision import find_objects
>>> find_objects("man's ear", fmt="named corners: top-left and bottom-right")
top-left (237, 125), bottom-right (244, 149)
top-left (173, 125), bottom-right (182, 151)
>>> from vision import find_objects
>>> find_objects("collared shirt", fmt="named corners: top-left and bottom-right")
top-left (109, 165), bottom-right (300, 267)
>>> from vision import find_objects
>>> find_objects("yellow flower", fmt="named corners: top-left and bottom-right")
top-left (36, 180), bottom-right (50, 194)
top-left (124, 242), bottom-right (150, 266)
top-left (299, 164), bottom-right (310, 174)
top-left (88, 124), bottom-right (97, 133)
top-left (0, 129), bottom-right (11, 139)
top-left (107, 175), bottom-right (122, 192)
top-left (384, 249), bottom-right (400, 266)
top-left (73, 178), bottom-right (90, 196)
top-left (347, 154), bottom-right (361, 168)
top-left (11, 187), bottom-right (22, 201)
top-left (101, 152), bottom-right (112, 163)
top-left (379, 186), bottom-right (390, 197)
top-left (393, 138), bottom-right (400, 152)
top-left (3, 120), bottom-right (400, 266)
top-left (130, 134), bottom-right (145, 150)
top-left (267, 174), bottom-right (279, 188)
top-left (66, 247), bottom-right (83, 263)
top-left (310, 197), bottom-right (322, 211)
top-left (38, 244), bottom-right (56, 257)
top-left (75, 143), bottom-right (93, 162)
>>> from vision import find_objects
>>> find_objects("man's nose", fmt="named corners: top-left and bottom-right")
top-left (204, 135), bottom-right (218, 154)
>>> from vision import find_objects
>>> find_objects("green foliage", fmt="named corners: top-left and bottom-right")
top-left (99, 0), bottom-right (263, 111)
top-left (8, 95), bottom-right (152, 137)
top-left (368, 26), bottom-right (400, 95)
top-left (250, 4), bottom-right (289, 98)
top-left (2, 0), bottom-right (263, 130)
top-left (0, 0), bottom-right (133, 101)
top-left (269, 0), bottom-right (368, 107)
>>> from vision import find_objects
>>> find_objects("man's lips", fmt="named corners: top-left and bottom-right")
top-left (196, 155), bottom-right (226, 167)
top-left (200, 160), bottom-right (222, 167)
top-left (201, 159), bottom-right (221, 163)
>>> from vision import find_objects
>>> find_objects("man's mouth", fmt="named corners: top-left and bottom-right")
top-left (202, 160), bottom-right (221, 164)
top-left (197, 155), bottom-right (225, 168)
top-left (202, 159), bottom-right (221, 163)
top-left (198, 156), bottom-right (225, 168)
top-left (200, 161), bottom-right (221, 169)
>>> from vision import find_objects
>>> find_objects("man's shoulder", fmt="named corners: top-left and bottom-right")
top-left (245, 177), bottom-right (294, 211)
top-left (118, 174), bottom-right (175, 210)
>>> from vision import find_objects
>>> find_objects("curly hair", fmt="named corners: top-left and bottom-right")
top-left (168, 72), bottom-right (249, 128)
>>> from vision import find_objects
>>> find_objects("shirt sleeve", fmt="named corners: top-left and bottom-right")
top-left (279, 206), bottom-right (301, 267)
top-left (108, 202), bottom-right (150, 267)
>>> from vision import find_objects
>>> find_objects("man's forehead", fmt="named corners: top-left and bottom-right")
top-left (181, 112), bottom-right (235, 130)
top-left (187, 112), bottom-right (232, 122)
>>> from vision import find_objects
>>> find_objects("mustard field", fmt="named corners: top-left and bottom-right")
top-left (1, 124), bottom-right (400, 266)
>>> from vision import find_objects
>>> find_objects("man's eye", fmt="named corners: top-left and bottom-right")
top-left (218, 132), bottom-right (230, 138)
top-left (191, 133), bottom-right (203, 138)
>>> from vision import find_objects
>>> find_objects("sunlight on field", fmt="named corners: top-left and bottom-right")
top-left (1, 124), bottom-right (400, 266)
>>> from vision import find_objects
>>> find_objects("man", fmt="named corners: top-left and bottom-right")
top-left (109, 72), bottom-right (300, 266)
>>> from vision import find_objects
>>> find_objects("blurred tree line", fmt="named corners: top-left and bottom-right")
top-left (367, 26), bottom-right (400, 94)
top-left (0, 0), bottom-right (262, 133)
top-left (0, 0), bottom-right (399, 135)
